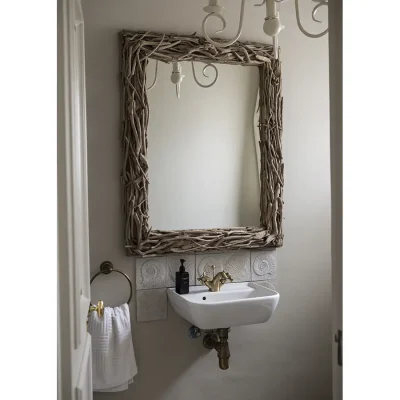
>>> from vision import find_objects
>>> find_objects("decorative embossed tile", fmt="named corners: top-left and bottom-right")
top-left (195, 251), bottom-right (251, 285)
top-left (224, 251), bottom-right (251, 282)
top-left (250, 249), bottom-right (277, 282)
top-left (196, 253), bottom-right (225, 278)
top-left (166, 254), bottom-right (196, 287)
top-left (136, 288), bottom-right (167, 322)
top-left (136, 256), bottom-right (168, 290)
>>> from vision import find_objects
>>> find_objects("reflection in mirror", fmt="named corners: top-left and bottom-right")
top-left (146, 59), bottom-right (260, 231)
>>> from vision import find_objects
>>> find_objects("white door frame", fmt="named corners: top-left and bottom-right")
top-left (58, 0), bottom-right (92, 399)
top-left (328, 1), bottom-right (343, 399)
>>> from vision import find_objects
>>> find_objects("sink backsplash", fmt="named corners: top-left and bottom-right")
top-left (135, 249), bottom-right (277, 322)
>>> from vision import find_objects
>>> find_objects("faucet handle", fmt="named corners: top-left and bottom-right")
top-left (197, 272), bottom-right (209, 283)
top-left (223, 271), bottom-right (233, 282)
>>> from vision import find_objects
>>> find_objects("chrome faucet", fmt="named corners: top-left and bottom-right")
top-left (197, 265), bottom-right (233, 292)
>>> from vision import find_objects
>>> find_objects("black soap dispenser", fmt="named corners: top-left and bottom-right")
top-left (176, 259), bottom-right (189, 294)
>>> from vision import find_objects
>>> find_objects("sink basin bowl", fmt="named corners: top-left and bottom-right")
top-left (167, 282), bottom-right (279, 330)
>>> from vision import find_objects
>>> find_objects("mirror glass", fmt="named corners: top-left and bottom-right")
top-left (146, 59), bottom-right (260, 231)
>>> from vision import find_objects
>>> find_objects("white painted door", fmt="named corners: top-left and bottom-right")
top-left (328, 1), bottom-right (343, 399)
top-left (58, 0), bottom-right (92, 399)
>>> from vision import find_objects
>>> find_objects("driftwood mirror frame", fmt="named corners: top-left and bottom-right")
top-left (120, 30), bottom-right (283, 257)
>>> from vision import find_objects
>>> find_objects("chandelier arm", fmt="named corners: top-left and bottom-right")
top-left (191, 62), bottom-right (219, 88)
top-left (146, 60), bottom-right (158, 91)
top-left (294, 0), bottom-right (328, 38)
top-left (202, 0), bottom-right (246, 48)
top-left (312, 1), bottom-right (326, 23)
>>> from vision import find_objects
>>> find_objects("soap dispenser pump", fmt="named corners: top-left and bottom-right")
top-left (176, 259), bottom-right (189, 294)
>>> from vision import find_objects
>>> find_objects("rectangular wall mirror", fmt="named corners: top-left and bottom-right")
top-left (146, 60), bottom-right (260, 231)
top-left (120, 31), bottom-right (283, 256)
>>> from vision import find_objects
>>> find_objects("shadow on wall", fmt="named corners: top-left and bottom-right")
top-left (94, 302), bottom-right (213, 400)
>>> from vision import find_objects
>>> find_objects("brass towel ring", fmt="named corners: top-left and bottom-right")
top-left (89, 261), bottom-right (133, 317)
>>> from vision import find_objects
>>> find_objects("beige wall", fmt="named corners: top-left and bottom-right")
top-left (83, 1), bottom-right (331, 399)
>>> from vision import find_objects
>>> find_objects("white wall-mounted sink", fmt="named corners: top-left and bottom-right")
top-left (167, 282), bottom-right (279, 330)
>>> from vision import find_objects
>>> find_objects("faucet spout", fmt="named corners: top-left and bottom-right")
top-left (196, 268), bottom-right (233, 292)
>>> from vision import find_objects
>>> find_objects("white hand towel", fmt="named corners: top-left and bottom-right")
top-left (88, 303), bottom-right (137, 392)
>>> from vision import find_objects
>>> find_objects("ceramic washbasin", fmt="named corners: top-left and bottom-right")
top-left (167, 282), bottom-right (279, 330)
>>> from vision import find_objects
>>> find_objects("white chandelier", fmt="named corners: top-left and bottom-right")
top-left (147, 60), bottom-right (219, 98)
top-left (201, 0), bottom-right (328, 56)
top-left (147, 1), bottom-right (328, 98)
